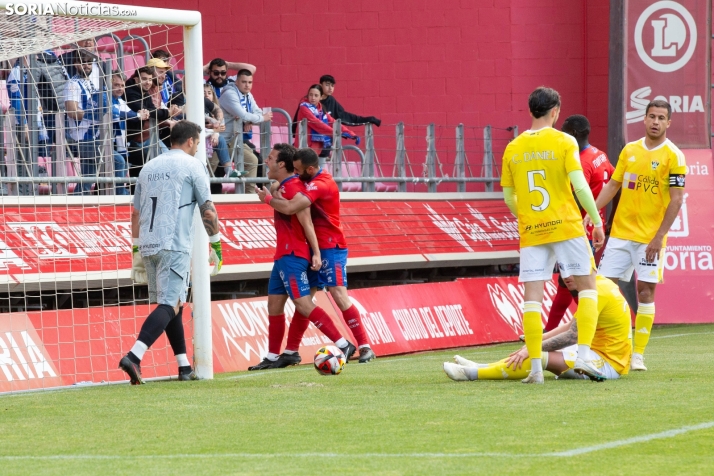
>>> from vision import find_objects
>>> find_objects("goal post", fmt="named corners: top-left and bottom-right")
top-left (0, 0), bottom-right (213, 386)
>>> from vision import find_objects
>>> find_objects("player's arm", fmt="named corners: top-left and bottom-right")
top-left (646, 187), bottom-right (684, 262)
top-left (130, 187), bottom-right (147, 283)
top-left (256, 187), bottom-right (312, 215)
top-left (200, 200), bottom-right (224, 276)
top-left (296, 207), bottom-right (321, 271)
top-left (502, 187), bottom-right (517, 215)
top-left (594, 178), bottom-right (621, 211)
top-left (505, 321), bottom-right (578, 370)
top-left (570, 170), bottom-right (606, 249)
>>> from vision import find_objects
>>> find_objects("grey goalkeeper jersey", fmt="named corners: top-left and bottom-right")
top-left (134, 149), bottom-right (212, 257)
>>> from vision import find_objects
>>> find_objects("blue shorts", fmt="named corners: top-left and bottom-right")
top-left (268, 254), bottom-right (311, 300)
top-left (317, 247), bottom-right (348, 288)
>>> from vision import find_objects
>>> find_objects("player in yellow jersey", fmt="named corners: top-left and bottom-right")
top-left (501, 87), bottom-right (606, 384)
top-left (443, 275), bottom-right (632, 382)
top-left (585, 100), bottom-right (685, 371)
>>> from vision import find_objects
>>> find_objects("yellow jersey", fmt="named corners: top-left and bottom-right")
top-left (577, 276), bottom-right (632, 375)
top-left (501, 127), bottom-right (586, 247)
top-left (611, 138), bottom-right (687, 245)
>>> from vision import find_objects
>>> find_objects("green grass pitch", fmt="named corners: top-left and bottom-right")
top-left (1, 324), bottom-right (713, 475)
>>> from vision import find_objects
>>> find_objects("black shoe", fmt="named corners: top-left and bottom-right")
top-left (248, 358), bottom-right (277, 371)
top-left (119, 356), bottom-right (144, 385)
top-left (358, 347), bottom-right (376, 363)
top-left (339, 342), bottom-right (357, 363)
top-left (270, 352), bottom-right (302, 368)
top-left (178, 367), bottom-right (197, 381)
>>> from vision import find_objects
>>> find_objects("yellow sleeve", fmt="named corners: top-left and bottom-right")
top-left (612, 148), bottom-right (627, 182)
top-left (669, 148), bottom-right (687, 175)
top-left (563, 135), bottom-right (582, 174)
top-left (500, 145), bottom-right (514, 187)
top-left (503, 187), bottom-right (517, 215)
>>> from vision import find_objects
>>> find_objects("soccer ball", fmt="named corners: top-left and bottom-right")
top-left (313, 345), bottom-right (346, 376)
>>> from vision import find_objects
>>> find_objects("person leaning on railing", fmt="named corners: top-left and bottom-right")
top-left (204, 83), bottom-right (231, 194)
top-left (218, 68), bottom-right (271, 194)
top-left (294, 83), bottom-right (359, 159)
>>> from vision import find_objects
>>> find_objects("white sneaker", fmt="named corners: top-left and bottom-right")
top-left (630, 353), bottom-right (647, 371)
top-left (521, 371), bottom-right (544, 384)
top-left (443, 362), bottom-right (473, 381)
top-left (573, 357), bottom-right (607, 382)
top-left (453, 355), bottom-right (486, 368)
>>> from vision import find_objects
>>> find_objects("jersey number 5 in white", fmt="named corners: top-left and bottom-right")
top-left (527, 170), bottom-right (550, 211)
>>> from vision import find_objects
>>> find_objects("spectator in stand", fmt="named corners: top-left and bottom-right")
top-left (218, 69), bottom-right (271, 194)
top-left (204, 58), bottom-right (256, 99)
top-left (60, 38), bottom-right (100, 89)
top-left (151, 49), bottom-right (184, 107)
top-left (204, 83), bottom-right (231, 194)
top-left (291, 74), bottom-right (381, 137)
top-left (64, 51), bottom-right (107, 195)
top-left (35, 49), bottom-right (70, 145)
top-left (125, 66), bottom-right (180, 183)
top-left (111, 71), bottom-right (149, 195)
top-left (145, 57), bottom-right (178, 148)
top-left (294, 84), bottom-right (359, 158)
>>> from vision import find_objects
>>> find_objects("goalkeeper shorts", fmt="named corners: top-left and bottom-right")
top-left (144, 250), bottom-right (190, 305)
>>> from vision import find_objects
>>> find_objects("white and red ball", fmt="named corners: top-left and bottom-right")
top-left (313, 345), bottom-right (346, 376)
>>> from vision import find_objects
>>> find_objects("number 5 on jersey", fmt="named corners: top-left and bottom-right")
top-left (528, 170), bottom-right (550, 211)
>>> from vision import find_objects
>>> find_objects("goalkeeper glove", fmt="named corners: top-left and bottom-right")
top-left (130, 241), bottom-right (147, 284)
top-left (208, 234), bottom-right (223, 277)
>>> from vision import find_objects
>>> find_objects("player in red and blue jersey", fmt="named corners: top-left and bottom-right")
top-left (249, 144), bottom-right (355, 370)
top-left (545, 115), bottom-right (615, 332)
top-left (257, 148), bottom-right (376, 363)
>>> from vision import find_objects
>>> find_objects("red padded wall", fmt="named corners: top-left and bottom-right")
top-left (121, 0), bottom-right (610, 152)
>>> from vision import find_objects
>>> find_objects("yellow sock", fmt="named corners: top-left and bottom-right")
top-left (477, 358), bottom-right (531, 380)
top-left (634, 302), bottom-right (655, 355)
top-left (522, 301), bottom-right (543, 360)
top-left (576, 290), bottom-right (598, 347)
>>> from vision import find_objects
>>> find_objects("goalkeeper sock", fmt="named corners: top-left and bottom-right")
top-left (522, 301), bottom-right (543, 360)
top-left (268, 314), bottom-right (286, 356)
top-left (307, 307), bottom-right (343, 343)
top-left (128, 341), bottom-right (148, 364)
top-left (342, 305), bottom-right (369, 347)
top-left (165, 306), bottom-right (186, 357)
top-left (576, 289), bottom-right (598, 352)
top-left (285, 311), bottom-right (310, 352)
top-left (136, 304), bottom-right (175, 350)
top-left (634, 302), bottom-right (655, 355)
top-left (175, 354), bottom-right (190, 367)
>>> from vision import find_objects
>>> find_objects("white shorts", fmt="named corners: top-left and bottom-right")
top-left (556, 344), bottom-right (620, 380)
top-left (519, 236), bottom-right (595, 282)
top-left (598, 237), bottom-right (664, 284)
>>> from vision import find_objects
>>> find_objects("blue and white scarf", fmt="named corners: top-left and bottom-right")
top-left (301, 101), bottom-right (331, 148)
top-left (239, 90), bottom-right (254, 141)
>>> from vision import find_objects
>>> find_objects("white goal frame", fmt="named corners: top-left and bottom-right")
top-left (0, 0), bottom-right (213, 379)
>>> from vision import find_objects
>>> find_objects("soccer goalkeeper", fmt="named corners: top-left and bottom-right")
top-left (443, 275), bottom-right (632, 382)
top-left (120, 121), bottom-right (223, 385)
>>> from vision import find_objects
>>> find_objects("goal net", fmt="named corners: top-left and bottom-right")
top-left (0, 1), bottom-right (212, 393)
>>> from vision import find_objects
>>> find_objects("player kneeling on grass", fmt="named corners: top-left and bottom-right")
top-left (443, 275), bottom-right (632, 382)
top-left (120, 121), bottom-right (223, 385)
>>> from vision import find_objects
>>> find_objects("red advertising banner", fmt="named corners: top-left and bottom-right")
top-left (625, 0), bottom-right (711, 148)
top-left (657, 149), bottom-right (714, 323)
top-left (0, 197), bottom-right (518, 284)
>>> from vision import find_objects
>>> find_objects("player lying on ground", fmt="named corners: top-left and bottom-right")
top-left (585, 99), bottom-right (686, 371)
top-left (257, 148), bottom-right (375, 363)
top-left (500, 86), bottom-right (606, 384)
top-left (120, 121), bottom-right (223, 385)
top-left (247, 144), bottom-right (357, 370)
top-left (443, 275), bottom-right (632, 382)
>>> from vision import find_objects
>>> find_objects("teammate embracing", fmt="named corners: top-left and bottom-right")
top-left (586, 99), bottom-right (686, 371)
top-left (501, 87), bottom-right (606, 383)
top-left (257, 148), bottom-right (376, 363)
top-left (248, 144), bottom-right (356, 370)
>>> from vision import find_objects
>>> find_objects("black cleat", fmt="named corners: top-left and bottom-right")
top-left (178, 367), bottom-right (197, 381)
top-left (339, 342), bottom-right (357, 363)
top-left (248, 358), bottom-right (277, 371)
top-left (358, 347), bottom-right (376, 363)
top-left (119, 356), bottom-right (144, 385)
top-left (270, 352), bottom-right (302, 368)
